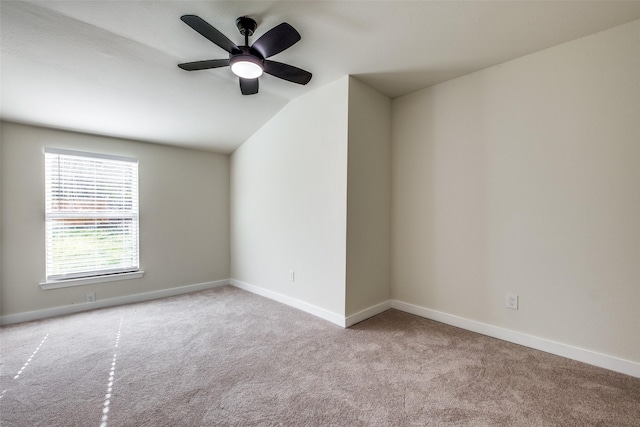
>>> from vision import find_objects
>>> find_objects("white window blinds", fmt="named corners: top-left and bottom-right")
top-left (45, 148), bottom-right (139, 281)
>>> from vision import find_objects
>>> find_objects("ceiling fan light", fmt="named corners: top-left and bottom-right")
top-left (230, 56), bottom-right (263, 79)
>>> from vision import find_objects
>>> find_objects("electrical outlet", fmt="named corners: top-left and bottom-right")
top-left (289, 270), bottom-right (295, 283)
top-left (506, 293), bottom-right (518, 310)
top-left (86, 292), bottom-right (96, 303)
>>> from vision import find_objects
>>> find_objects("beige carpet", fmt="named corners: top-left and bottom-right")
top-left (1, 286), bottom-right (639, 426)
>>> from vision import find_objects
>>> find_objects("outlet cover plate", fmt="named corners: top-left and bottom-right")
top-left (506, 293), bottom-right (518, 310)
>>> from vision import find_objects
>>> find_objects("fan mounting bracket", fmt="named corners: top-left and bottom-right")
top-left (236, 16), bottom-right (257, 37)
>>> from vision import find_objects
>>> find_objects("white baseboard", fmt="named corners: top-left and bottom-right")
top-left (345, 300), bottom-right (392, 327)
top-left (6, 278), bottom-right (635, 378)
top-left (391, 300), bottom-right (640, 379)
top-left (230, 279), bottom-right (346, 327)
top-left (0, 279), bottom-right (230, 326)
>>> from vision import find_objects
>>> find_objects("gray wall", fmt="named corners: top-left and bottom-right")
top-left (345, 77), bottom-right (392, 316)
top-left (230, 77), bottom-right (350, 317)
top-left (391, 19), bottom-right (640, 362)
top-left (0, 122), bottom-right (230, 316)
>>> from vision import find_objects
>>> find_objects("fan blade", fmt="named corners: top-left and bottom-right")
top-left (181, 15), bottom-right (240, 54)
top-left (240, 78), bottom-right (259, 95)
top-left (178, 59), bottom-right (230, 71)
top-left (252, 23), bottom-right (301, 59)
top-left (264, 60), bottom-right (312, 85)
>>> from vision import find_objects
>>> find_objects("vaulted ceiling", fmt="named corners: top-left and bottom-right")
top-left (3, 1), bottom-right (640, 153)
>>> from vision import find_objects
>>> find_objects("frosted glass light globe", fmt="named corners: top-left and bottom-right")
top-left (231, 59), bottom-right (263, 79)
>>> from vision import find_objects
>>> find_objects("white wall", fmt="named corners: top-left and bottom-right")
top-left (230, 77), bottom-right (349, 317)
top-left (0, 122), bottom-right (230, 316)
top-left (345, 77), bottom-right (391, 316)
top-left (392, 20), bottom-right (640, 362)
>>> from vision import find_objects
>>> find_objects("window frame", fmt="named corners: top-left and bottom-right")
top-left (40, 147), bottom-right (144, 290)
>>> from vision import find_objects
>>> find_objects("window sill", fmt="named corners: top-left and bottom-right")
top-left (39, 271), bottom-right (145, 290)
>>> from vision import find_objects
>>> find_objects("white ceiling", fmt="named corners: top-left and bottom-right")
top-left (2, 1), bottom-right (640, 153)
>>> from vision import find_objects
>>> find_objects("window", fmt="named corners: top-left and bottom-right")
top-left (43, 148), bottom-right (141, 287)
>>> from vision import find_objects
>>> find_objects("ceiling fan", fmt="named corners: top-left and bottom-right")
top-left (178, 15), bottom-right (312, 95)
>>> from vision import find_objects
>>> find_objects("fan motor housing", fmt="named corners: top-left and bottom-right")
top-left (230, 45), bottom-right (264, 60)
